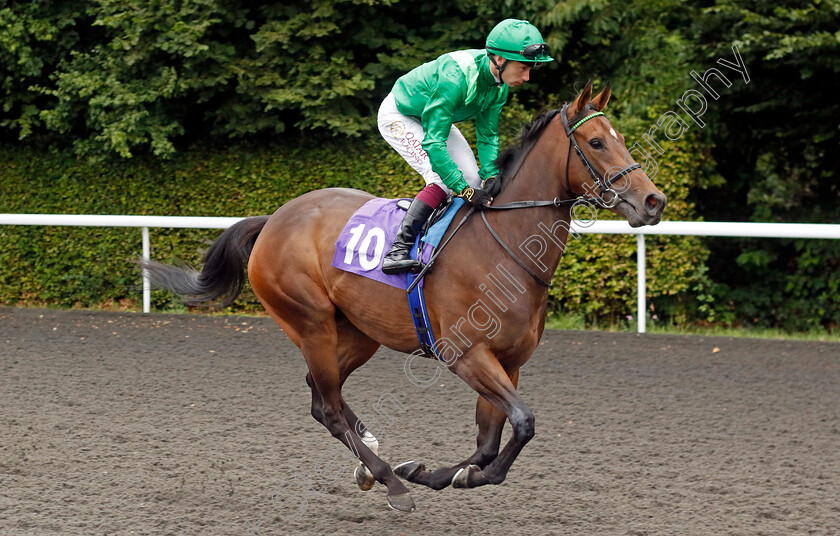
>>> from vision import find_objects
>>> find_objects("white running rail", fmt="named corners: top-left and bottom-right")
top-left (2, 214), bottom-right (839, 332)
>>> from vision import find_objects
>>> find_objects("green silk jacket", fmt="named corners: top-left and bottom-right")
top-left (392, 49), bottom-right (509, 192)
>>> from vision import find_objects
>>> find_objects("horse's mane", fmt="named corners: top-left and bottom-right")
top-left (496, 108), bottom-right (563, 182)
top-left (496, 103), bottom-right (601, 184)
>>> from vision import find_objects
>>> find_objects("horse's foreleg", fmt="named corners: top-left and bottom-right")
top-left (470, 369), bottom-right (519, 468)
top-left (395, 379), bottom-right (514, 490)
top-left (449, 356), bottom-right (533, 489)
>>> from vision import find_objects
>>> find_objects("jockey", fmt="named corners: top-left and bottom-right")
top-left (378, 19), bottom-right (554, 275)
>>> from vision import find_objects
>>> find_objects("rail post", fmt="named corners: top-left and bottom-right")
top-left (637, 233), bottom-right (646, 334)
top-left (142, 226), bottom-right (150, 313)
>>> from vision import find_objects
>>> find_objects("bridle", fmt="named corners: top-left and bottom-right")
top-left (559, 103), bottom-right (641, 209)
top-left (478, 103), bottom-right (642, 287)
top-left (485, 103), bottom-right (641, 212)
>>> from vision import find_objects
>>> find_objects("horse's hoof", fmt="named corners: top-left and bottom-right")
top-left (451, 464), bottom-right (482, 489)
top-left (354, 464), bottom-right (375, 491)
top-left (386, 492), bottom-right (416, 513)
top-left (393, 460), bottom-right (424, 481)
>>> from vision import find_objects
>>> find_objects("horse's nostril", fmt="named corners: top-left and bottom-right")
top-left (645, 194), bottom-right (665, 215)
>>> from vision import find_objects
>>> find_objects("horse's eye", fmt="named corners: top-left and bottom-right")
top-left (589, 138), bottom-right (604, 149)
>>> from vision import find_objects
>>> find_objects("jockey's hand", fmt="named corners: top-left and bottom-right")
top-left (455, 186), bottom-right (493, 208)
top-left (483, 176), bottom-right (502, 197)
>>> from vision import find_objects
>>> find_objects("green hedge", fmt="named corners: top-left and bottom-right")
top-left (0, 137), bottom-right (424, 312)
top-left (0, 103), bottom-right (709, 324)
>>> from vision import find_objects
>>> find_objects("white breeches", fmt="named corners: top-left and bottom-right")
top-left (377, 92), bottom-right (481, 194)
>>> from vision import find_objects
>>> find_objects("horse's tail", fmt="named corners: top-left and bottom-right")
top-left (142, 216), bottom-right (270, 307)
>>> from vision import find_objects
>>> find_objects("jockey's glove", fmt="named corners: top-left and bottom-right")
top-left (455, 186), bottom-right (493, 208)
top-left (483, 176), bottom-right (502, 197)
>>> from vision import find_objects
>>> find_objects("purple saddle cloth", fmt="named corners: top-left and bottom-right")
top-left (331, 198), bottom-right (433, 289)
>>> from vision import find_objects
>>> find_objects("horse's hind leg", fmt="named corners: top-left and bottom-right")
top-left (274, 299), bottom-right (413, 510)
top-left (341, 403), bottom-right (380, 491)
top-left (395, 371), bottom-right (517, 490)
top-left (305, 372), bottom-right (379, 491)
top-left (322, 314), bottom-right (383, 492)
top-left (305, 342), bottom-right (415, 510)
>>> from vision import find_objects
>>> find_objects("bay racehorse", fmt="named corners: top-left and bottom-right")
top-left (144, 82), bottom-right (666, 512)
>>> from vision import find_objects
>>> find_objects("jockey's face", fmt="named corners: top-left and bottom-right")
top-left (491, 56), bottom-right (533, 88)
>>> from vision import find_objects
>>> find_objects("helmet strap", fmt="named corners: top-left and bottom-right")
top-left (488, 54), bottom-right (507, 86)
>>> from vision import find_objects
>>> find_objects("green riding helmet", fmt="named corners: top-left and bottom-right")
top-left (485, 19), bottom-right (553, 64)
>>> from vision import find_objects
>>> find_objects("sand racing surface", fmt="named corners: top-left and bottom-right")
top-left (1, 307), bottom-right (838, 535)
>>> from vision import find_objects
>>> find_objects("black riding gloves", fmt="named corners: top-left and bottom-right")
top-left (483, 176), bottom-right (503, 197)
top-left (456, 186), bottom-right (493, 208)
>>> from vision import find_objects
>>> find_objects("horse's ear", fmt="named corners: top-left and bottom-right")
top-left (568, 80), bottom-right (594, 117)
top-left (591, 82), bottom-right (611, 112)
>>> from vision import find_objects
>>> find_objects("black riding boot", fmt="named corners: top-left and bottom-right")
top-left (381, 198), bottom-right (435, 275)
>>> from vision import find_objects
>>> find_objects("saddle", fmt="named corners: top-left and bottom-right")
top-left (330, 196), bottom-right (465, 290)
top-left (397, 195), bottom-right (456, 242)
